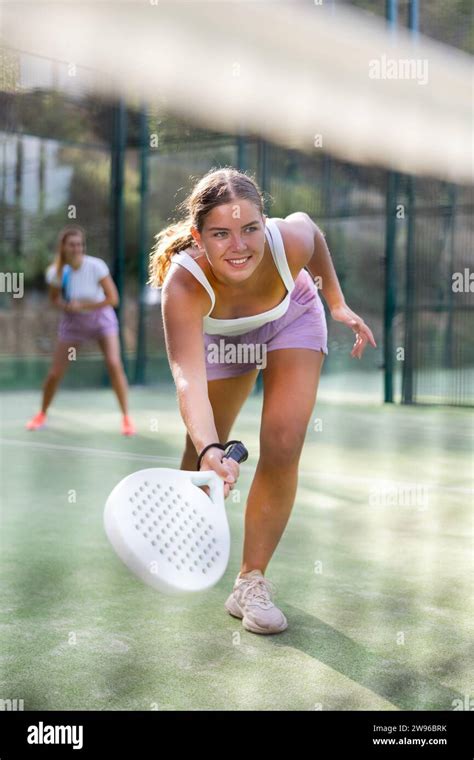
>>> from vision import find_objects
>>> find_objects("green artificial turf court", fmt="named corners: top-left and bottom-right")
top-left (0, 385), bottom-right (472, 711)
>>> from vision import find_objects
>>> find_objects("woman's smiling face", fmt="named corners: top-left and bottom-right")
top-left (192, 199), bottom-right (266, 283)
top-left (63, 233), bottom-right (85, 269)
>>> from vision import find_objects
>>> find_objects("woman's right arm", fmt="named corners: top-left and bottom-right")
top-left (161, 270), bottom-right (239, 494)
top-left (162, 271), bottom-right (220, 455)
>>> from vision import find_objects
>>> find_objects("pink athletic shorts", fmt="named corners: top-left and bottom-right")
top-left (204, 269), bottom-right (328, 380)
top-left (58, 305), bottom-right (119, 344)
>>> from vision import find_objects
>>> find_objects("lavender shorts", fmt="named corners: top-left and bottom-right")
top-left (204, 269), bottom-right (328, 380)
top-left (58, 305), bottom-right (119, 344)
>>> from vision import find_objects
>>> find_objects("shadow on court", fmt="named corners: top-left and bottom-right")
top-left (267, 606), bottom-right (463, 711)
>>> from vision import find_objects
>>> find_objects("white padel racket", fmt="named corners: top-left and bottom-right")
top-left (104, 441), bottom-right (248, 594)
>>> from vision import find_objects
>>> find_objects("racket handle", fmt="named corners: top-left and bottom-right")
top-left (223, 441), bottom-right (248, 464)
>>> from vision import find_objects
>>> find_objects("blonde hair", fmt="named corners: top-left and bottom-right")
top-left (54, 225), bottom-right (86, 279)
top-left (148, 167), bottom-right (265, 287)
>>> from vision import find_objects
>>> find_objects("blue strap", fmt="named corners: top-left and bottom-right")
top-left (61, 265), bottom-right (72, 302)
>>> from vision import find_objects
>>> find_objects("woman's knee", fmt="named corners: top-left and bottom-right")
top-left (259, 423), bottom-right (307, 467)
top-left (46, 365), bottom-right (66, 383)
top-left (105, 357), bottom-right (123, 374)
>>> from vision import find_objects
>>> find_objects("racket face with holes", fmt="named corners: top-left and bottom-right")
top-left (104, 468), bottom-right (229, 593)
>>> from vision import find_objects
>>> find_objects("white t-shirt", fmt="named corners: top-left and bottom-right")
top-left (45, 255), bottom-right (110, 303)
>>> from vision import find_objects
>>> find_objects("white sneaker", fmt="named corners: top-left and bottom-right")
top-left (224, 570), bottom-right (288, 634)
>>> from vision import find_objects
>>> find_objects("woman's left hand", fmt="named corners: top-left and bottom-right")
top-left (64, 300), bottom-right (84, 313)
top-left (330, 303), bottom-right (377, 359)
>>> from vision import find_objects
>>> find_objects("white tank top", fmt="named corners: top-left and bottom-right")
top-left (170, 218), bottom-right (295, 336)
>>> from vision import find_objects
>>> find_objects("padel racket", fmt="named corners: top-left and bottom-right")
top-left (104, 441), bottom-right (248, 594)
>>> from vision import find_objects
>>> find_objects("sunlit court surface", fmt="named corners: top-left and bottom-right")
top-left (0, 384), bottom-right (471, 711)
top-left (0, 0), bottom-right (473, 750)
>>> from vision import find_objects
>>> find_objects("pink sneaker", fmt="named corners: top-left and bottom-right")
top-left (26, 411), bottom-right (47, 431)
top-left (121, 415), bottom-right (137, 436)
top-left (225, 570), bottom-right (288, 634)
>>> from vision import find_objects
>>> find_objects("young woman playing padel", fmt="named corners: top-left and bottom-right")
top-left (26, 225), bottom-right (136, 436)
top-left (150, 168), bottom-right (376, 634)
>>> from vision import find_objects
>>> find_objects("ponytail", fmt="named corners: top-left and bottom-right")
top-left (148, 218), bottom-right (194, 287)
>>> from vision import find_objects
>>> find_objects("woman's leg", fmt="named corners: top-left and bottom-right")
top-left (241, 348), bottom-right (325, 575)
top-left (98, 333), bottom-right (129, 415)
top-left (41, 340), bottom-right (81, 413)
top-left (180, 369), bottom-right (259, 470)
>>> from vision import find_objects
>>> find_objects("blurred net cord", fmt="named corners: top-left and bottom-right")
top-left (1, 0), bottom-right (472, 184)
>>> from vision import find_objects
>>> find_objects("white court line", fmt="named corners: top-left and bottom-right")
top-left (0, 437), bottom-right (177, 465)
top-left (1, 438), bottom-right (471, 495)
